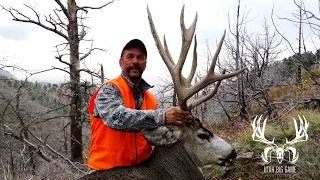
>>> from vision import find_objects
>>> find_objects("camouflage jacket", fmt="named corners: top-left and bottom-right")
top-left (93, 71), bottom-right (165, 132)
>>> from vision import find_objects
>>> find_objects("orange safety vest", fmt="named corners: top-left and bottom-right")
top-left (87, 75), bottom-right (157, 170)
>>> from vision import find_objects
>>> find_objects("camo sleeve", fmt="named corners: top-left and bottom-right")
top-left (94, 84), bottom-right (166, 132)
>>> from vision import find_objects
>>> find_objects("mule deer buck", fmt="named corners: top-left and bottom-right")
top-left (80, 5), bottom-right (246, 180)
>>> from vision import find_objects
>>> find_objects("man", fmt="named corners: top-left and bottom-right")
top-left (87, 39), bottom-right (193, 171)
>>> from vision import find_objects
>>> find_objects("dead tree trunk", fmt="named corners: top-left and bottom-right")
top-left (100, 64), bottom-right (105, 84)
top-left (67, 0), bottom-right (83, 163)
top-left (296, 1), bottom-right (303, 87)
top-left (234, 0), bottom-right (248, 120)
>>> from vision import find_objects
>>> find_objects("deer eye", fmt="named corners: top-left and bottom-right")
top-left (197, 133), bottom-right (210, 141)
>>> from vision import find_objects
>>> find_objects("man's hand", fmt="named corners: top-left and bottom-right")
top-left (165, 107), bottom-right (193, 125)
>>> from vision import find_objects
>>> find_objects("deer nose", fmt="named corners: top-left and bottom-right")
top-left (229, 149), bottom-right (237, 159)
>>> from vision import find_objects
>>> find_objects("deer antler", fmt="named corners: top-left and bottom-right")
top-left (286, 115), bottom-right (309, 145)
top-left (147, 5), bottom-right (246, 111)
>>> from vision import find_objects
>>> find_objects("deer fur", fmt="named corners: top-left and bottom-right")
top-left (80, 119), bottom-right (236, 180)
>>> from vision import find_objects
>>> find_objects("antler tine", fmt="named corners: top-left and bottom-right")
top-left (182, 31), bottom-right (246, 106)
top-left (184, 69), bottom-right (247, 106)
top-left (186, 35), bottom-right (198, 84)
top-left (163, 35), bottom-right (175, 67)
top-left (147, 5), bottom-right (198, 111)
top-left (177, 4), bottom-right (198, 74)
top-left (187, 70), bottom-right (225, 110)
top-left (147, 5), bottom-right (175, 72)
top-left (208, 30), bottom-right (225, 73)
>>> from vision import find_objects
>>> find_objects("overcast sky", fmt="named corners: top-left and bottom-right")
top-left (0, 0), bottom-right (318, 86)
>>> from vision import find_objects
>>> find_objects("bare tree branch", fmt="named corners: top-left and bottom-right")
top-left (77, 0), bottom-right (116, 13)
top-left (54, 0), bottom-right (70, 20)
top-left (271, 4), bottom-right (296, 54)
top-left (55, 55), bottom-right (71, 66)
top-left (0, 5), bottom-right (68, 40)
top-left (3, 124), bottom-right (52, 162)
top-left (29, 67), bottom-right (70, 76)
top-left (78, 68), bottom-right (102, 78)
top-left (54, 43), bottom-right (73, 67)
top-left (26, 129), bottom-right (85, 173)
top-left (294, 0), bottom-right (320, 21)
top-left (53, 8), bottom-right (68, 29)
top-left (80, 47), bottom-right (107, 61)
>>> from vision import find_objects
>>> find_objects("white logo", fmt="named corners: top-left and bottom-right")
top-left (251, 115), bottom-right (309, 164)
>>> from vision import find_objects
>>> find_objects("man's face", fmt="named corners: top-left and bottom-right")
top-left (120, 48), bottom-right (147, 80)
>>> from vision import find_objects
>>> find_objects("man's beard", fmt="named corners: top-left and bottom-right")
top-left (126, 65), bottom-right (143, 84)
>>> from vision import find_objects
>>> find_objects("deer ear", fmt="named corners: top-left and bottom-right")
top-left (142, 126), bottom-right (184, 146)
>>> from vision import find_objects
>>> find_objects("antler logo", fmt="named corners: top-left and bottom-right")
top-left (251, 115), bottom-right (309, 164)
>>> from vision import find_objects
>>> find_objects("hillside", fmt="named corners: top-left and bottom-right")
top-left (0, 79), bottom-right (87, 179)
top-left (0, 69), bottom-right (17, 79)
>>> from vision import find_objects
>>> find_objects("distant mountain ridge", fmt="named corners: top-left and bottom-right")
top-left (0, 69), bottom-right (59, 85)
top-left (0, 69), bottom-right (17, 79)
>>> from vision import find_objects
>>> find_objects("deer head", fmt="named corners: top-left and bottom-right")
top-left (144, 5), bottom-right (246, 167)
